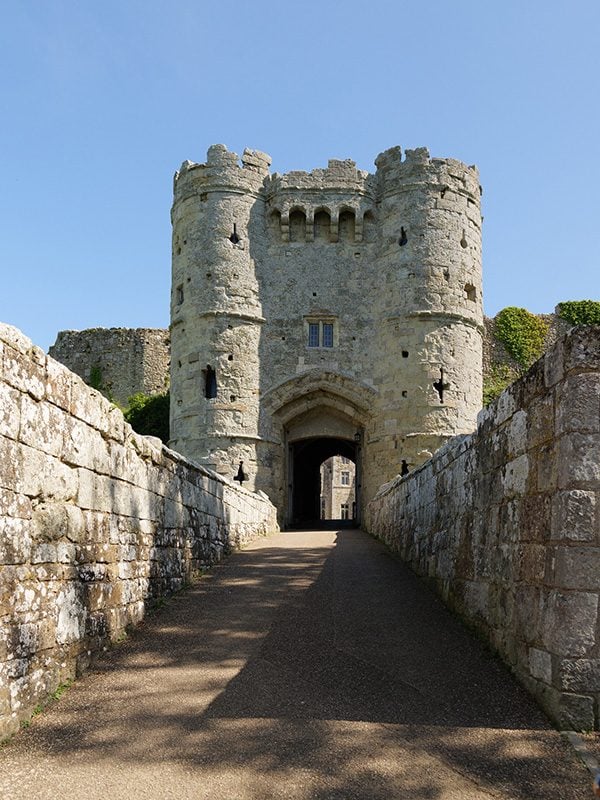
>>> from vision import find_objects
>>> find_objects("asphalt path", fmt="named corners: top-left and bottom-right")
top-left (0, 528), bottom-right (591, 799)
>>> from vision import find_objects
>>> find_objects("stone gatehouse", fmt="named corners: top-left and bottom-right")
top-left (169, 144), bottom-right (483, 526)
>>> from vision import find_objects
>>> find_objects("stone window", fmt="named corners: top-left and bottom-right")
top-left (306, 317), bottom-right (337, 348)
top-left (341, 471), bottom-right (350, 486)
top-left (340, 503), bottom-right (350, 520)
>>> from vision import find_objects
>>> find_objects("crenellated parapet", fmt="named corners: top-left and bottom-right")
top-left (173, 144), bottom-right (272, 210)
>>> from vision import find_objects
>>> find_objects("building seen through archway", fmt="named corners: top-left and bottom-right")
top-left (320, 455), bottom-right (356, 521)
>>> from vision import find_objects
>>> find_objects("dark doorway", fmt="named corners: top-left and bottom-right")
top-left (289, 437), bottom-right (358, 528)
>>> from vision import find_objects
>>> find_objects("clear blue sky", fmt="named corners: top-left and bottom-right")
top-left (1, 0), bottom-right (599, 351)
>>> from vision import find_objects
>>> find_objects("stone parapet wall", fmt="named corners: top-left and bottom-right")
top-left (0, 323), bottom-right (278, 740)
top-left (366, 325), bottom-right (600, 730)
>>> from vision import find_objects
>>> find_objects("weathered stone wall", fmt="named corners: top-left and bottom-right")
top-left (366, 325), bottom-right (600, 730)
top-left (170, 144), bottom-right (483, 525)
top-left (49, 328), bottom-right (170, 407)
top-left (0, 323), bottom-right (278, 740)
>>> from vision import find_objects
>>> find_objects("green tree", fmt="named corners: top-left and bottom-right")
top-left (124, 392), bottom-right (170, 443)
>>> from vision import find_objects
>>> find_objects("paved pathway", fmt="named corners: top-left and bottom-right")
top-left (0, 529), bottom-right (591, 799)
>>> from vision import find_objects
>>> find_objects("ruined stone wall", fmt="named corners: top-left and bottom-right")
top-left (0, 323), bottom-right (278, 740)
top-left (366, 325), bottom-right (600, 731)
top-left (49, 328), bottom-right (170, 407)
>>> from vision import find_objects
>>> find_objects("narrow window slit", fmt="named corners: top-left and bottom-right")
top-left (433, 368), bottom-right (450, 403)
top-left (229, 224), bottom-right (240, 244)
top-left (204, 365), bottom-right (217, 399)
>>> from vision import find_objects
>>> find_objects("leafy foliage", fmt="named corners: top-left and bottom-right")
top-left (124, 392), bottom-right (170, 443)
top-left (88, 364), bottom-right (103, 391)
top-left (482, 365), bottom-right (517, 406)
top-left (494, 307), bottom-right (549, 370)
top-left (557, 300), bottom-right (600, 326)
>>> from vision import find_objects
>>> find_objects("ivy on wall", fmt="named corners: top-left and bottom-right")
top-left (494, 307), bottom-right (549, 370)
top-left (557, 300), bottom-right (600, 326)
top-left (482, 365), bottom-right (518, 407)
top-left (124, 392), bottom-right (170, 444)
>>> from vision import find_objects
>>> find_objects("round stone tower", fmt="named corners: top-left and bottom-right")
top-left (363, 146), bottom-right (483, 502)
top-left (169, 144), bottom-right (271, 488)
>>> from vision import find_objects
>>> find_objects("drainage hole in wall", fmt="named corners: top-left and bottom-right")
top-left (402, 350), bottom-right (409, 358)
top-left (402, 390), bottom-right (408, 397)
top-left (228, 354), bottom-right (233, 361)
top-left (230, 395), bottom-right (236, 402)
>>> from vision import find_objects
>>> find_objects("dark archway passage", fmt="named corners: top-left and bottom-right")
top-left (290, 437), bottom-right (357, 527)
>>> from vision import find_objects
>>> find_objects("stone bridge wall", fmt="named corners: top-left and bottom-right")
top-left (366, 325), bottom-right (600, 730)
top-left (0, 324), bottom-right (278, 739)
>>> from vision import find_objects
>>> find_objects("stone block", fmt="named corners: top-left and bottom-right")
top-left (45, 357), bottom-right (72, 412)
top-left (554, 547), bottom-right (600, 590)
top-left (551, 490), bottom-right (596, 541)
top-left (502, 454), bottom-right (529, 497)
top-left (527, 394), bottom-right (554, 448)
top-left (0, 382), bottom-right (20, 440)
top-left (70, 383), bottom-right (110, 434)
top-left (0, 323), bottom-right (33, 354)
top-left (55, 583), bottom-right (87, 644)
top-left (508, 409), bottom-right (527, 456)
top-left (76, 470), bottom-right (113, 513)
top-left (563, 326), bottom-right (600, 374)
top-left (557, 693), bottom-right (595, 731)
top-left (513, 584), bottom-right (540, 642)
top-left (556, 373), bottom-right (600, 435)
top-left (2, 345), bottom-right (45, 400)
top-left (529, 647), bottom-right (552, 684)
top-left (30, 542), bottom-right (58, 563)
top-left (515, 544), bottom-right (546, 582)
top-left (0, 488), bottom-right (32, 519)
top-left (542, 590), bottom-right (597, 657)
top-left (19, 444), bottom-right (78, 501)
top-left (560, 659), bottom-right (600, 692)
top-left (63, 416), bottom-right (110, 473)
top-left (0, 436), bottom-right (23, 493)
top-left (558, 433), bottom-right (600, 487)
top-left (0, 517), bottom-right (32, 564)
top-left (534, 442), bottom-right (558, 492)
top-left (19, 395), bottom-right (66, 458)
top-left (519, 493), bottom-right (551, 542)
top-left (544, 340), bottom-right (564, 388)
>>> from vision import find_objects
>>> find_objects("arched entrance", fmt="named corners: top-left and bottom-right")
top-left (290, 437), bottom-right (358, 526)
top-left (260, 369), bottom-right (376, 528)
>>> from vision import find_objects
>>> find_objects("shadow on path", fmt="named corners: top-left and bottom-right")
top-left (0, 529), bottom-right (590, 800)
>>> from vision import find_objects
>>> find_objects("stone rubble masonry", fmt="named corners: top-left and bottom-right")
top-left (366, 324), bottom-right (600, 731)
top-left (0, 322), bottom-right (278, 740)
top-left (49, 328), bottom-right (170, 407)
